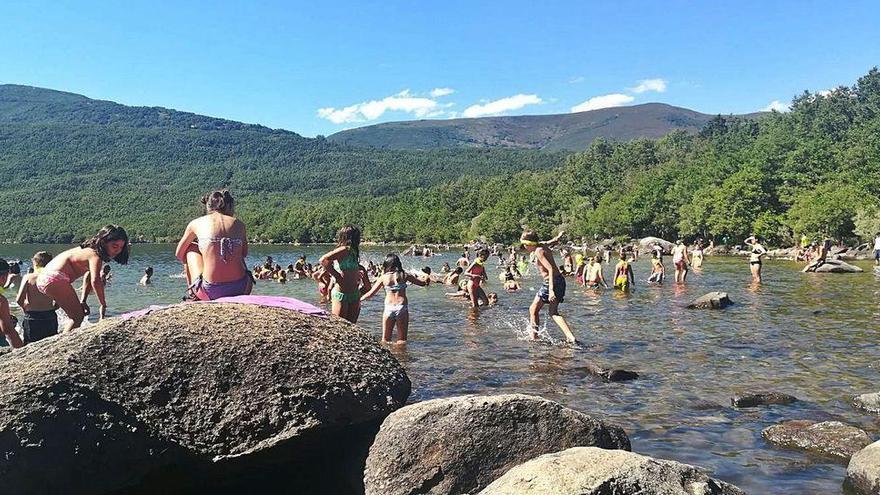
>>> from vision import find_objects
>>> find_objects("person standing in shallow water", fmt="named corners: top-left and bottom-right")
top-left (15, 251), bottom-right (59, 344)
top-left (175, 190), bottom-right (252, 301)
top-left (0, 260), bottom-right (25, 348)
top-left (520, 230), bottom-right (577, 344)
top-left (320, 225), bottom-right (364, 323)
top-left (671, 240), bottom-right (689, 284)
top-left (745, 235), bottom-right (767, 283)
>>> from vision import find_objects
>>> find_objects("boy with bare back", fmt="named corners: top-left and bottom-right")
top-left (0, 260), bottom-right (25, 348)
top-left (520, 230), bottom-right (577, 344)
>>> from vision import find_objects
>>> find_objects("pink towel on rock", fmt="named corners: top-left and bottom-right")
top-left (119, 295), bottom-right (328, 321)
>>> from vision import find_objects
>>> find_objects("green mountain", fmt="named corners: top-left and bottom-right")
top-left (328, 103), bottom-right (764, 150)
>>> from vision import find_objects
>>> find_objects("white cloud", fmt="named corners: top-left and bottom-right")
top-left (569, 76), bottom-right (585, 84)
top-left (430, 87), bottom-right (455, 98)
top-left (817, 89), bottom-right (833, 97)
top-left (462, 94), bottom-right (543, 118)
top-left (762, 100), bottom-right (789, 112)
top-left (630, 78), bottom-right (667, 94)
top-left (317, 89), bottom-right (443, 124)
top-left (571, 93), bottom-right (634, 113)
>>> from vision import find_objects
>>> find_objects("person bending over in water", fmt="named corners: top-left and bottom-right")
top-left (444, 266), bottom-right (463, 286)
top-left (503, 270), bottom-right (521, 292)
top-left (175, 190), bottom-right (252, 301)
top-left (744, 235), bottom-right (767, 283)
top-left (139, 266), bottom-right (153, 286)
top-left (464, 249), bottom-right (490, 308)
top-left (614, 251), bottom-right (635, 292)
top-left (38, 225), bottom-right (129, 332)
top-left (360, 253), bottom-right (429, 343)
top-left (520, 230), bottom-right (576, 344)
top-left (15, 251), bottom-right (58, 344)
top-left (672, 240), bottom-right (689, 284)
top-left (647, 251), bottom-right (665, 284)
top-left (319, 225), bottom-right (364, 323)
top-left (584, 256), bottom-right (609, 289)
top-left (0, 260), bottom-right (25, 348)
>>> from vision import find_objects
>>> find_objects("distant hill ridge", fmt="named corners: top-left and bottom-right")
top-left (0, 84), bottom-right (295, 135)
top-left (329, 103), bottom-right (764, 151)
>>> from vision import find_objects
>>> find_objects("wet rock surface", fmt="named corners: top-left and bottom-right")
top-left (688, 291), bottom-right (733, 309)
top-left (802, 259), bottom-right (864, 273)
top-left (762, 420), bottom-right (872, 462)
top-left (853, 392), bottom-right (880, 414)
top-left (363, 394), bottom-right (630, 495)
top-left (478, 446), bottom-right (746, 495)
top-left (731, 391), bottom-right (798, 408)
top-left (845, 440), bottom-right (880, 495)
top-left (0, 303), bottom-right (410, 495)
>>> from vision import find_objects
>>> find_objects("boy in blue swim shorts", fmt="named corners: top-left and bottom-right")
top-left (520, 230), bottom-right (577, 344)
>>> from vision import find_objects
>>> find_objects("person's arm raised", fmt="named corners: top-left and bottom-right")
top-left (319, 246), bottom-right (347, 282)
top-left (360, 276), bottom-right (384, 302)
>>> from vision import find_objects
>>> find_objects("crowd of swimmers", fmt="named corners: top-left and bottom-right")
top-left (3, 188), bottom-right (873, 349)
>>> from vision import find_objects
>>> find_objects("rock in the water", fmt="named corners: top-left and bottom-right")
top-left (762, 420), bottom-right (872, 462)
top-left (0, 302), bottom-right (410, 495)
top-left (363, 394), bottom-right (630, 495)
top-left (802, 259), bottom-right (864, 273)
top-left (731, 391), bottom-right (798, 408)
top-left (688, 291), bottom-right (733, 309)
top-left (479, 446), bottom-right (746, 495)
top-left (639, 236), bottom-right (674, 254)
top-left (846, 440), bottom-right (880, 495)
top-left (853, 392), bottom-right (880, 414)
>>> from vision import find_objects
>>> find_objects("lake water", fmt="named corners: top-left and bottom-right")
top-left (2, 243), bottom-right (878, 494)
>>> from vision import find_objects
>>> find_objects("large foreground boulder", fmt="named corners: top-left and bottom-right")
top-left (479, 446), bottom-right (746, 495)
top-left (688, 292), bottom-right (733, 310)
top-left (853, 392), bottom-right (880, 414)
top-left (364, 394), bottom-right (630, 495)
top-left (762, 420), bottom-right (872, 462)
top-left (846, 440), bottom-right (880, 495)
top-left (0, 302), bottom-right (410, 495)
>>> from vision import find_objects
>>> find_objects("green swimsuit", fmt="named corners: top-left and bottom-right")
top-left (332, 250), bottom-right (360, 303)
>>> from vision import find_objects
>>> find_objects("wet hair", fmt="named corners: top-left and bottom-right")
top-left (478, 248), bottom-right (490, 258)
top-left (9, 262), bottom-right (20, 275)
top-left (0, 259), bottom-right (8, 274)
top-left (145, 266), bottom-right (154, 275)
top-left (201, 189), bottom-right (235, 215)
top-left (422, 266), bottom-right (432, 274)
top-left (82, 225), bottom-right (130, 264)
top-left (32, 251), bottom-right (53, 268)
top-left (336, 225), bottom-right (361, 260)
top-left (520, 230), bottom-right (539, 243)
top-left (382, 254), bottom-right (405, 288)
top-left (102, 265), bottom-right (112, 273)
top-left (453, 267), bottom-right (463, 274)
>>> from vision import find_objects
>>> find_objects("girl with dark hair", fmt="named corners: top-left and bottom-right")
top-left (36, 225), bottom-right (129, 331)
top-left (319, 225), bottom-right (364, 322)
top-left (360, 253), bottom-right (429, 343)
top-left (463, 249), bottom-right (490, 308)
top-left (175, 189), bottom-right (251, 301)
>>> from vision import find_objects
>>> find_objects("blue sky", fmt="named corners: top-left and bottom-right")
top-left (2, 0), bottom-right (879, 137)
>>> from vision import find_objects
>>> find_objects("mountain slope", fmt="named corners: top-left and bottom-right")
top-left (329, 103), bottom-right (762, 151)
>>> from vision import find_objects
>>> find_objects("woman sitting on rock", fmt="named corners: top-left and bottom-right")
top-left (175, 190), bottom-right (252, 301)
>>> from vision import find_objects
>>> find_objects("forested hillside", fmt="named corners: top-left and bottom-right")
top-left (1, 69), bottom-right (878, 246)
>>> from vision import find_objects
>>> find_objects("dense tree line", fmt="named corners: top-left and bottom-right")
top-left (1, 69), bottom-right (878, 245)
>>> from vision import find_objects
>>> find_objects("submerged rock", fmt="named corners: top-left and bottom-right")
top-left (573, 361), bottom-right (639, 382)
top-left (845, 440), bottom-right (880, 495)
top-left (0, 302), bottom-right (410, 495)
top-left (688, 291), bottom-right (733, 309)
top-left (478, 446), bottom-right (746, 495)
top-left (762, 420), bottom-right (872, 462)
top-left (363, 394), bottom-right (630, 495)
top-left (731, 391), bottom-right (798, 408)
top-left (853, 392), bottom-right (880, 414)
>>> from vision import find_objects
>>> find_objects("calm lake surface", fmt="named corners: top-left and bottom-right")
top-left (2, 243), bottom-right (878, 494)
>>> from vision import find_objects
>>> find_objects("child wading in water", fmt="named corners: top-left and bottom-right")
top-left (360, 254), bottom-right (429, 343)
top-left (37, 225), bottom-right (130, 331)
top-left (614, 251), bottom-right (635, 292)
top-left (520, 230), bottom-right (577, 344)
top-left (464, 249), bottom-right (490, 308)
top-left (320, 225), bottom-right (364, 323)
top-left (15, 251), bottom-right (59, 344)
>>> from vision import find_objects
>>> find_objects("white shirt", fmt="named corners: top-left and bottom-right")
top-left (873, 236), bottom-right (880, 251)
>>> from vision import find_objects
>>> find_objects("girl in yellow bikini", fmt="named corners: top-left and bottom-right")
top-left (320, 225), bottom-right (364, 323)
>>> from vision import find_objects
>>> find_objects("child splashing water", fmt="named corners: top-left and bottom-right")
top-left (37, 225), bottom-right (130, 332)
top-left (520, 230), bottom-right (577, 344)
top-left (360, 254), bottom-right (429, 343)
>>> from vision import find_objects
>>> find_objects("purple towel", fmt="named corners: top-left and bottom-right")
top-left (119, 295), bottom-right (328, 321)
